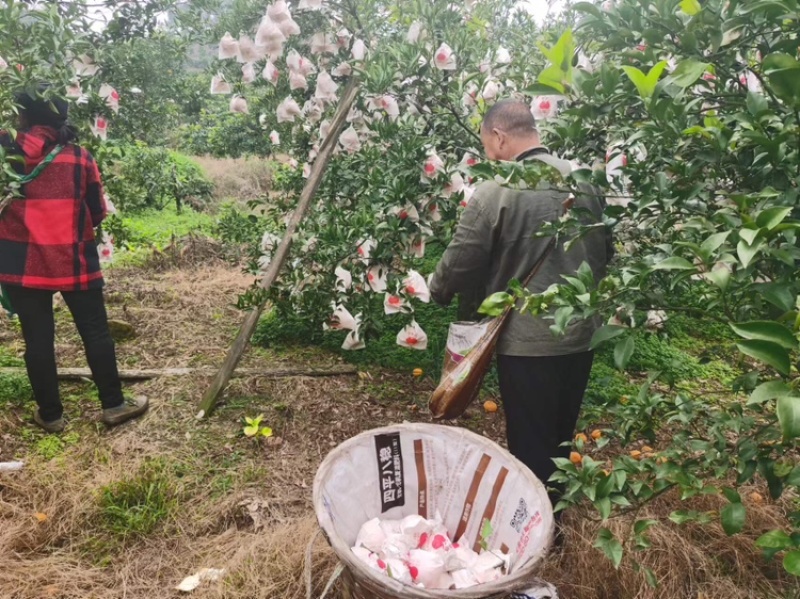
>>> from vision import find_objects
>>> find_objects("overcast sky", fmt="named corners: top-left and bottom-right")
top-left (521, 0), bottom-right (566, 23)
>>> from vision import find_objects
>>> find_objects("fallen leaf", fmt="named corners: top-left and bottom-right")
top-left (33, 512), bottom-right (48, 523)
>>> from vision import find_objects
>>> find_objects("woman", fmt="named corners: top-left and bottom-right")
top-left (0, 88), bottom-right (148, 432)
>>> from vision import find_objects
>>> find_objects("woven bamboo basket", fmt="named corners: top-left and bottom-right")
top-left (313, 424), bottom-right (554, 599)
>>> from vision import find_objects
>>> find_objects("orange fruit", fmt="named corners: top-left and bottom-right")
top-left (591, 429), bottom-right (603, 440)
top-left (483, 400), bottom-right (498, 413)
top-left (412, 368), bottom-right (423, 377)
top-left (630, 450), bottom-right (642, 459)
top-left (749, 492), bottom-right (764, 504)
top-left (33, 512), bottom-right (47, 523)
top-left (569, 451), bottom-right (582, 465)
top-left (575, 432), bottom-right (588, 443)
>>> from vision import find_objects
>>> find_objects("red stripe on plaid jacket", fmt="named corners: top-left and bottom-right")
top-left (0, 126), bottom-right (107, 291)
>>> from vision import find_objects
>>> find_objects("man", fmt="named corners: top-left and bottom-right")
top-left (430, 100), bottom-right (612, 505)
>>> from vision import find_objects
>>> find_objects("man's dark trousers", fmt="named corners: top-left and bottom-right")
top-left (497, 351), bottom-right (594, 506)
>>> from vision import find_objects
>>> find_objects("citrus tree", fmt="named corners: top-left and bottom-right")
top-left (479, 0), bottom-right (800, 580)
top-left (212, 0), bottom-right (553, 350)
top-left (0, 1), bottom-right (97, 191)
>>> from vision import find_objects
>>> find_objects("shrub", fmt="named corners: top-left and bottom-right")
top-left (177, 108), bottom-right (274, 158)
top-left (102, 143), bottom-right (213, 213)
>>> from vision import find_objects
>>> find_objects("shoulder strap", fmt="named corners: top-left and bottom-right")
top-left (18, 144), bottom-right (65, 185)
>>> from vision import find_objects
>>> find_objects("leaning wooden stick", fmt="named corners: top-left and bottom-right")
top-left (197, 77), bottom-right (361, 419)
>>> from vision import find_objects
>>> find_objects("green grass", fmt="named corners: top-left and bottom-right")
top-left (98, 458), bottom-right (179, 538)
top-left (0, 346), bottom-right (31, 408)
top-left (34, 431), bottom-right (80, 460)
top-left (109, 203), bottom-right (217, 268)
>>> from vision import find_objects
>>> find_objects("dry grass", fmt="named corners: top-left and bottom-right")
top-left (192, 156), bottom-right (274, 202)
top-left (542, 491), bottom-right (794, 599)
top-left (0, 263), bottom-right (796, 599)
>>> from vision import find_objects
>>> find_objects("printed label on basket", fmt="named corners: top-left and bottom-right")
top-left (375, 433), bottom-right (405, 512)
top-left (413, 439), bottom-right (429, 519)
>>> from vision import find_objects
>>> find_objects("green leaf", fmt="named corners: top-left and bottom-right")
top-left (787, 465), bottom-right (800, 487)
top-left (590, 325), bottom-right (628, 350)
top-left (699, 231), bottom-right (730, 258)
top-left (748, 380), bottom-right (793, 405)
top-left (478, 292), bottom-right (513, 317)
top-left (680, 0), bottom-right (702, 15)
top-left (737, 239), bottom-right (764, 268)
top-left (777, 396), bottom-right (800, 441)
top-left (536, 30), bottom-right (574, 93)
top-left (739, 228), bottom-right (760, 245)
top-left (614, 336), bottom-right (635, 370)
top-left (643, 567), bottom-right (659, 588)
top-left (572, 1), bottom-right (604, 19)
top-left (756, 207), bottom-right (793, 230)
top-left (243, 424), bottom-right (259, 437)
top-left (756, 530), bottom-right (793, 550)
top-left (652, 256), bottom-right (696, 271)
top-left (594, 528), bottom-right (624, 568)
top-left (759, 283), bottom-right (796, 312)
top-left (730, 321), bottom-right (797, 350)
top-left (622, 61), bottom-right (668, 99)
top-left (261, 426), bottom-right (273, 438)
top-left (746, 91), bottom-right (769, 115)
top-left (721, 502), bottom-right (746, 535)
top-left (783, 550), bottom-right (800, 576)
top-left (722, 488), bottom-right (741, 503)
top-left (596, 496), bottom-right (611, 520)
top-left (668, 59), bottom-right (709, 89)
top-left (705, 266), bottom-right (731, 290)
top-left (736, 340), bottom-right (791, 375)
top-left (634, 519), bottom-right (658, 535)
top-left (763, 53), bottom-right (800, 106)
top-left (669, 510), bottom-right (695, 525)
top-left (479, 517), bottom-right (494, 550)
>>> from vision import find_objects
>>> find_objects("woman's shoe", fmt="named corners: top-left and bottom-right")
top-left (102, 395), bottom-right (149, 426)
top-left (33, 410), bottom-right (65, 433)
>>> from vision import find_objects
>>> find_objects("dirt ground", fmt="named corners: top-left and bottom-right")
top-left (0, 259), bottom-right (795, 599)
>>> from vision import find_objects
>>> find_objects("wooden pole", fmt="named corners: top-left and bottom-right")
top-left (197, 78), bottom-right (362, 419)
top-left (0, 365), bottom-right (357, 381)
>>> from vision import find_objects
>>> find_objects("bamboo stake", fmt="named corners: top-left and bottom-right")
top-left (0, 365), bottom-right (357, 381)
top-left (197, 77), bottom-right (362, 419)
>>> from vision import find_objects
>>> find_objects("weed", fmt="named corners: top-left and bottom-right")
top-left (585, 360), bottom-right (636, 405)
top-left (33, 432), bottom-right (79, 460)
top-left (34, 436), bottom-right (65, 460)
top-left (0, 373), bottom-right (32, 407)
top-left (0, 345), bottom-right (23, 367)
top-left (98, 459), bottom-right (178, 538)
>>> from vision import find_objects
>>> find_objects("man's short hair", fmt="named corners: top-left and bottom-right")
top-left (481, 100), bottom-right (537, 136)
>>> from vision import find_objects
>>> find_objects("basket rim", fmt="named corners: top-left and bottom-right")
top-left (312, 423), bottom-right (554, 599)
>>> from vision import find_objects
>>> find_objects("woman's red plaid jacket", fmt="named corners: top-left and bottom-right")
top-left (0, 126), bottom-right (106, 291)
